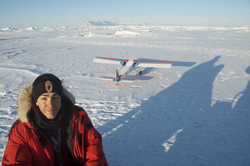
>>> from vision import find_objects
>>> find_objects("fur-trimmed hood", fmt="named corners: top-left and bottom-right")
top-left (17, 83), bottom-right (75, 122)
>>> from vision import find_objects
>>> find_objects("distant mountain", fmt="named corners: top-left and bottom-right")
top-left (81, 21), bottom-right (146, 26)
top-left (82, 21), bottom-right (118, 26)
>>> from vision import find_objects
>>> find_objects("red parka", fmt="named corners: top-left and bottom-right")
top-left (2, 83), bottom-right (108, 166)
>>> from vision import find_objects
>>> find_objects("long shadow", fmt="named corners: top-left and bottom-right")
top-left (225, 66), bottom-right (250, 166)
top-left (233, 66), bottom-right (250, 110)
top-left (97, 56), bottom-right (250, 166)
top-left (207, 66), bottom-right (250, 166)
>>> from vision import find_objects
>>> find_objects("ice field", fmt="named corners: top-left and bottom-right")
top-left (0, 23), bottom-right (250, 165)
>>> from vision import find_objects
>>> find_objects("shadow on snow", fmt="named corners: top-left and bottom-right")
top-left (97, 56), bottom-right (250, 166)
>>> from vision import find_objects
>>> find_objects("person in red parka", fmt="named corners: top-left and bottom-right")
top-left (2, 73), bottom-right (108, 166)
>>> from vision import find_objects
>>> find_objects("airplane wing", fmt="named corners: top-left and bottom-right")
top-left (133, 59), bottom-right (172, 68)
top-left (93, 56), bottom-right (129, 66)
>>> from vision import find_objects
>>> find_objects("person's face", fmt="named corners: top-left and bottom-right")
top-left (36, 92), bottom-right (61, 119)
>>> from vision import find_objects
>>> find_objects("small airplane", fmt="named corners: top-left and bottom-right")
top-left (93, 56), bottom-right (172, 85)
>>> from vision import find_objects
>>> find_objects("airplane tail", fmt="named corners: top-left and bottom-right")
top-left (103, 70), bottom-right (135, 85)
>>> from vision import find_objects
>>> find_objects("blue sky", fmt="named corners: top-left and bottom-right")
top-left (0, 0), bottom-right (250, 28)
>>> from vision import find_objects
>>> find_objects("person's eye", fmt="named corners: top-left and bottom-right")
top-left (52, 96), bottom-right (60, 100)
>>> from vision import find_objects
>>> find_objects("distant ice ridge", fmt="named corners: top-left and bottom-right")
top-left (0, 27), bottom-right (39, 32)
top-left (1, 21), bottom-right (250, 33)
top-left (81, 21), bottom-right (147, 26)
top-left (0, 27), bottom-right (17, 32)
top-left (25, 27), bottom-right (38, 31)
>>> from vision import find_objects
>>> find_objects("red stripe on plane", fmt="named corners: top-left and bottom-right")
top-left (96, 57), bottom-right (129, 62)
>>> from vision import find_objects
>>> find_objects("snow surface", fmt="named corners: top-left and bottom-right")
top-left (0, 24), bottom-right (250, 166)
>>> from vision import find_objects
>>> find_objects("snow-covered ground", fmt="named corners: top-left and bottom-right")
top-left (0, 24), bottom-right (250, 166)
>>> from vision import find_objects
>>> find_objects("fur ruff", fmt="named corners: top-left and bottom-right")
top-left (17, 83), bottom-right (75, 122)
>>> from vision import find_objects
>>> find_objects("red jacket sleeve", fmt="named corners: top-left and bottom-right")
top-left (84, 123), bottom-right (107, 166)
top-left (2, 120), bottom-right (32, 166)
top-left (76, 107), bottom-right (108, 166)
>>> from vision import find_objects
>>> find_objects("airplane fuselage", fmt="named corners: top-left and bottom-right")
top-left (119, 59), bottom-right (135, 77)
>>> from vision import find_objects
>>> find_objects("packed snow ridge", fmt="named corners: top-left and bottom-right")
top-left (114, 30), bottom-right (139, 36)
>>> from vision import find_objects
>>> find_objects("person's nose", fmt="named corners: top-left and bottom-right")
top-left (47, 99), bottom-right (53, 108)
